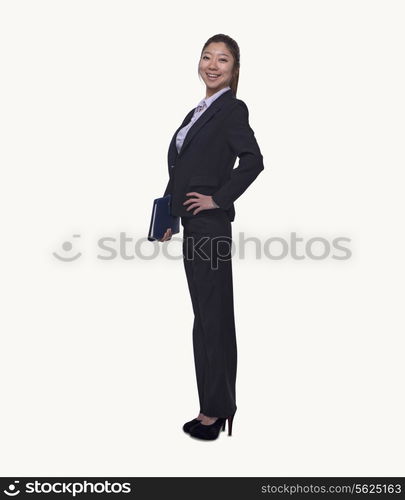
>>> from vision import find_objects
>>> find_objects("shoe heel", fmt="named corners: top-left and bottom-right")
top-left (221, 420), bottom-right (226, 431)
top-left (227, 413), bottom-right (235, 436)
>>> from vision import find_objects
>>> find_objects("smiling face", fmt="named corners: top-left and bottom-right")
top-left (198, 42), bottom-right (235, 97)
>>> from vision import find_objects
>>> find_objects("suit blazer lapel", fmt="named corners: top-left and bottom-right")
top-left (167, 107), bottom-right (195, 166)
top-left (177, 89), bottom-right (234, 157)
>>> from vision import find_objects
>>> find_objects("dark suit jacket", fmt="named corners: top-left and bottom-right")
top-left (163, 88), bottom-right (264, 222)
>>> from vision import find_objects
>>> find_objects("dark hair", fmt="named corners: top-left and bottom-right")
top-left (199, 34), bottom-right (240, 96)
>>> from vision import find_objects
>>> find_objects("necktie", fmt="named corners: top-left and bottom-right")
top-left (196, 102), bottom-right (207, 113)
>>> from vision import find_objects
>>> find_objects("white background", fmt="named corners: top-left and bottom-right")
top-left (1, 0), bottom-right (404, 476)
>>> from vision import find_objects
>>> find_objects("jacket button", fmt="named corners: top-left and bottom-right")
top-left (170, 165), bottom-right (175, 169)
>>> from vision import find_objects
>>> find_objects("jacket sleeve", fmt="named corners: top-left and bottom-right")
top-left (163, 176), bottom-right (172, 197)
top-left (211, 100), bottom-right (264, 210)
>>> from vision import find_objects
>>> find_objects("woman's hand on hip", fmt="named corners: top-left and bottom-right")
top-left (183, 193), bottom-right (219, 215)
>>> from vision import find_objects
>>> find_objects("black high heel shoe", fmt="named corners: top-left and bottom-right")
top-left (189, 412), bottom-right (236, 440)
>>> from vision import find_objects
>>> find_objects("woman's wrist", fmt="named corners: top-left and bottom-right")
top-left (211, 196), bottom-right (220, 208)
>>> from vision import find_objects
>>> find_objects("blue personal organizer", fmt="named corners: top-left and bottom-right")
top-left (148, 194), bottom-right (180, 241)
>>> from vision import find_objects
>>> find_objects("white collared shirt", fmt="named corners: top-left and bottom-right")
top-left (175, 86), bottom-right (231, 154)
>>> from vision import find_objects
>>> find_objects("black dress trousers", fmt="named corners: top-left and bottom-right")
top-left (181, 209), bottom-right (237, 418)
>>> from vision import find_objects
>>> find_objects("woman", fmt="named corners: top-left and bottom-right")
top-left (159, 34), bottom-right (264, 440)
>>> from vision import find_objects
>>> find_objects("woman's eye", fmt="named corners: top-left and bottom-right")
top-left (202, 56), bottom-right (228, 62)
